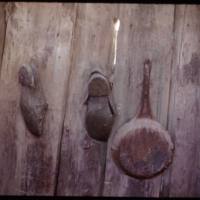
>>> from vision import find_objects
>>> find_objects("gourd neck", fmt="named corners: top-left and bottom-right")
top-left (138, 59), bottom-right (153, 119)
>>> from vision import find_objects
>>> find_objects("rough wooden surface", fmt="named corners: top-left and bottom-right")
top-left (103, 4), bottom-right (175, 197)
top-left (165, 5), bottom-right (200, 197)
top-left (0, 3), bottom-right (200, 197)
top-left (56, 4), bottom-right (118, 196)
top-left (0, 3), bottom-right (76, 195)
top-left (0, 2), bottom-right (5, 73)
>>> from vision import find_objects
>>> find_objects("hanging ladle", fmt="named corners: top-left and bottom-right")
top-left (111, 59), bottom-right (174, 179)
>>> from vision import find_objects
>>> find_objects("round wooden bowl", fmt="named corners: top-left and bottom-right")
top-left (111, 118), bottom-right (174, 178)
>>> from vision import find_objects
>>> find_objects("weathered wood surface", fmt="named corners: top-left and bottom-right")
top-left (0, 2), bottom-right (5, 73)
top-left (0, 3), bottom-right (200, 197)
top-left (56, 4), bottom-right (118, 196)
top-left (165, 5), bottom-right (200, 197)
top-left (0, 2), bottom-right (76, 195)
top-left (103, 4), bottom-right (175, 197)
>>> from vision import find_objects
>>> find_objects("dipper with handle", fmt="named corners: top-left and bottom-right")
top-left (111, 59), bottom-right (174, 179)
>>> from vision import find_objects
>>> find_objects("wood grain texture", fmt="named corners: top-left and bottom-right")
top-left (0, 2), bottom-right (6, 73)
top-left (0, 3), bottom-right (76, 195)
top-left (0, 3), bottom-right (200, 197)
top-left (56, 3), bottom-right (118, 196)
top-left (165, 5), bottom-right (200, 197)
top-left (103, 4), bottom-right (175, 197)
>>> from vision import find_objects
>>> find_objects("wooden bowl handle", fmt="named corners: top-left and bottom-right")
top-left (138, 59), bottom-right (153, 119)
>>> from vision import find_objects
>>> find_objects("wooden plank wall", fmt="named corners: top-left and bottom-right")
top-left (0, 2), bottom-right (76, 195)
top-left (0, 2), bottom-right (5, 74)
top-left (56, 4), bottom-right (118, 196)
top-left (166, 5), bottom-right (200, 197)
top-left (103, 4), bottom-right (175, 197)
top-left (0, 3), bottom-right (200, 197)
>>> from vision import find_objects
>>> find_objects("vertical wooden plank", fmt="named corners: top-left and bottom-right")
top-left (0, 2), bottom-right (6, 72)
top-left (0, 3), bottom-right (76, 195)
top-left (166, 5), bottom-right (200, 197)
top-left (103, 4), bottom-right (175, 197)
top-left (56, 3), bottom-right (118, 196)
